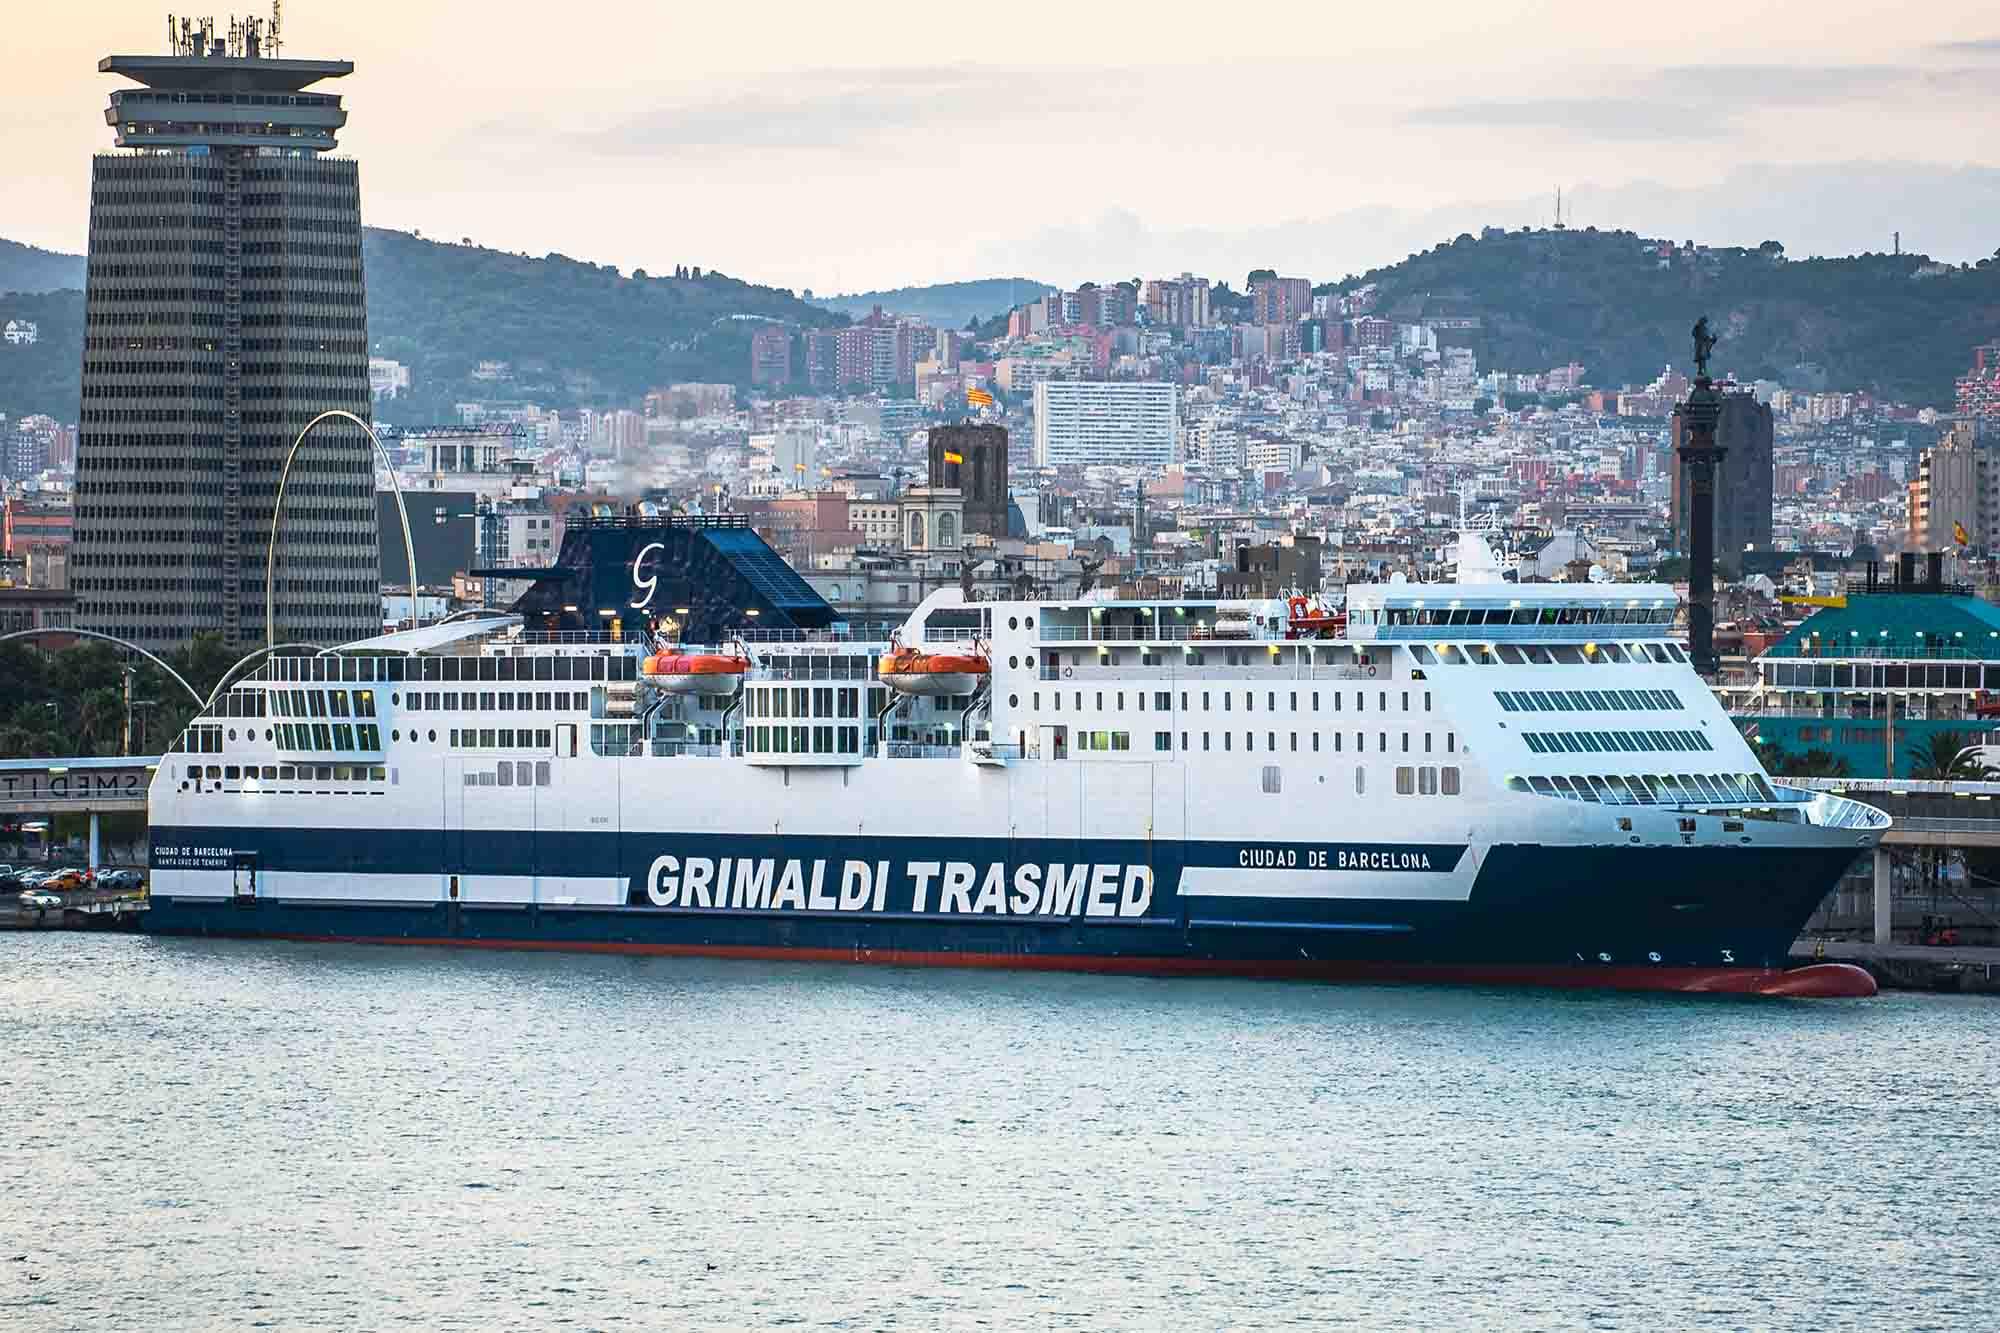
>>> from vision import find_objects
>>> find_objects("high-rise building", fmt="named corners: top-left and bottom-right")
top-left (1907, 423), bottom-right (1993, 550)
top-left (750, 325), bottom-right (792, 388)
top-left (1032, 382), bottom-right (1179, 469)
top-left (927, 424), bottom-right (1008, 537)
top-left (1250, 276), bottom-right (1312, 326)
top-left (1142, 275), bottom-right (1210, 329)
top-left (1669, 387), bottom-right (1774, 560)
top-left (74, 18), bottom-right (376, 650)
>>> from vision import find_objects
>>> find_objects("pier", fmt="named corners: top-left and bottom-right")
top-left (0, 885), bottom-right (149, 930)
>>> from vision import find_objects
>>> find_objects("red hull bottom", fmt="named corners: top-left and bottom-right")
top-left (235, 934), bottom-right (1880, 999)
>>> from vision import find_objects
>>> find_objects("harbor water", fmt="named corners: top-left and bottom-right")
top-left (3, 934), bottom-right (1993, 1330)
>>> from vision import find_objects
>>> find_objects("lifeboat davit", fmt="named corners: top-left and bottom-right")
top-left (878, 645), bottom-right (989, 696)
top-left (640, 651), bottom-right (749, 694)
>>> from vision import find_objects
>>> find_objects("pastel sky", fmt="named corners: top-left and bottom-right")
top-left (7, 1), bottom-right (2000, 293)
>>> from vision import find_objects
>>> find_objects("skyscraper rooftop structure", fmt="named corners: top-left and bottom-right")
top-left (74, 13), bottom-right (376, 651)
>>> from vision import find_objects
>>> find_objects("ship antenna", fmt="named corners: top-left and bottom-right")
top-left (271, 0), bottom-right (283, 57)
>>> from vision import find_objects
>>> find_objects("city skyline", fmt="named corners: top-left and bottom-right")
top-left (6, 2), bottom-right (2000, 293)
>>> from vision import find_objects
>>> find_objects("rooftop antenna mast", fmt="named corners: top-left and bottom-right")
top-left (271, 0), bottom-right (283, 57)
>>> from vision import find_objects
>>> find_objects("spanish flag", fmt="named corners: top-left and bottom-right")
top-left (943, 450), bottom-right (964, 465)
top-left (965, 385), bottom-right (995, 408)
top-left (1956, 520), bottom-right (1971, 547)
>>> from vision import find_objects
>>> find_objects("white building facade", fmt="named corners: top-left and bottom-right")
top-left (1033, 381), bottom-right (1179, 468)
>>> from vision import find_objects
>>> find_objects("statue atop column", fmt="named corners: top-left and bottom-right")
top-left (1691, 316), bottom-right (1717, 379)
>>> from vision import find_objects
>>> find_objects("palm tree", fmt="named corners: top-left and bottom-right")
top-left (1788, 748), bottom-right (1854, 778)
top-left (1904, 730), bottom-right (1999, 781)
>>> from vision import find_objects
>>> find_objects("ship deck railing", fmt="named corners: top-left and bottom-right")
top-left (514, 631), bottom-right (638, 646)
top-left (884, 743), bottom-right (961, 759)
top-left (749, 664), bottom-right (877, 682)
top-left (1726, 702), bottom-right (1990, 722)
top-left (1038, 625), bottom-right (1293, 644)
top-left (1761, 641), bottom-right (1999, 661)
top-left (1038, 662), bottom-right (1375, 683)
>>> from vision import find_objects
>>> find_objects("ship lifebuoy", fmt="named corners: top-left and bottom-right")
top-left (1367, 665), bottom-right (1377, 677)
top-left (1063, 667), bottom-right (1074, 678)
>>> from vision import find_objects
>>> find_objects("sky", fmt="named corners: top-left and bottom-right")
top-left (6, 1), bottom-right (2000, 294)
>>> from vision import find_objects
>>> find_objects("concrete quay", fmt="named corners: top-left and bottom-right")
top-left (1790, 937), bottom-right (2000, 994)
top-left (0, 887), bottom-right (149, 931)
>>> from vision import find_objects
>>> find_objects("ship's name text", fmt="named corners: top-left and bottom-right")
top-left (643, 856), bottom-right (1153, 918)
top-left (1238, 847), bottom-right (1435, 871)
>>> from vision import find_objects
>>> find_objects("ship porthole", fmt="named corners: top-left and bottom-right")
top-left (428, 729), bottom-right (437, 742)
top-left (1009, 616), bottom-right (1019, 630)
top-left (391, 729), bottom-right (400, 742)
top-left (1009, 695), bottom-right (1018, 707)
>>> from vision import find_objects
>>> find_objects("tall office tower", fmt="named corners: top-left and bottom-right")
top-left (1669, 386), bottom-right (1774, 562)
top-left (75, 16), bottom-right (376, 651)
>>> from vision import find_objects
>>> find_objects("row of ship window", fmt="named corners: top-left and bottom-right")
top-left (260, 653), bottom-right (624, 683)
top-left (273, 722), bottom-right (382, 752)
top-left (449, 729), bottom-right (556, 750)
top-left (1359, 607), bottom-right (1676, 627)
top-left (1009, 689), bottom-right (1433, 714)
top-left (1410, 642), bottom-right (1687, 666)
top-left (1252, 765), bottom-right (1465, 796)
top-left (1522, 729), bottom-right (1714, 756)
top-left (746, 688), bottom-right (866, 720)
top-left (401, 690), bottom-right (589, 713)
top-left (462, 761), bottom-right (554, 788)
top-left (1054, 730), bottom-right (1457, 756)
top-left (1505, 772), bottom-right (1778, 806)
top-left (746, 725), bottom-right (865, 755)
top-left (265, 688), bottom-right (376, 720)
top-left (182, 762), bottom-right (386, 791)
top-left (1495, 688), bottom-right (1685, 713)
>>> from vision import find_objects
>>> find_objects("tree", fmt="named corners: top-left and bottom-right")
top-left (1904, 730), bottom-right (1997, 781)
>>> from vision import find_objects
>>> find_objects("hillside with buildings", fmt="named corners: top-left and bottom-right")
top-left (1330, 228), bottom-right (2000, 407)
top-left (362, 229), bottom-right (847, 422)
top-left (0, 228), bottom-right (848, 425)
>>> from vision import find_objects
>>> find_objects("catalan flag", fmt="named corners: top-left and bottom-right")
top-left (1956, 520), bottom-right (1971, 547)
top-left (965, 385), bottom-right (995, 408)
top-left (943, 450), bottom-right (964, 465)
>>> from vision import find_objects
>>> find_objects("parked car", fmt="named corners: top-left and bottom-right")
top-left (101, 868), bottom-right (146, 891)
top-left (18, 890), bottom-right (62, 911)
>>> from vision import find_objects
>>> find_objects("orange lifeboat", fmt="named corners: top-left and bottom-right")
top-left (1285, 594), bottom-right (1346, 640)
top-left (640, 651), bottom-right (749, 694)
top-left (878, 645), bottom-right (989, 696)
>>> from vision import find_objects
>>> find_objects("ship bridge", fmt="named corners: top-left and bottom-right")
top-left (486, 514), bottom-right (836, 645)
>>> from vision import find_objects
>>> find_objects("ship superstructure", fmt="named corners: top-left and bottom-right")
top-left (145, 518), bottom-right (1888, 996)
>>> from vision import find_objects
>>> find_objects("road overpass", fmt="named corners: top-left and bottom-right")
top-left (0, 756), bottom-right (158, 868)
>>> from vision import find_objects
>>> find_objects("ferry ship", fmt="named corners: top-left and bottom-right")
top-left (145, 515), bottom-right (1890, 996)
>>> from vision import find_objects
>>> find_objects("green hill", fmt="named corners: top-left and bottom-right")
top-left (0, 290), bottom-right (86, 420)
top-left (363, 230), bottom-right (845, 419)
top-left (817, 278), bottom-right (1050, 328)
top-left (0, 228), bottom-right (846, 423)
top-left (1328, 228), bottom-right (2000, 405)
top-left (0, 238), bottom-right (85, 294)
